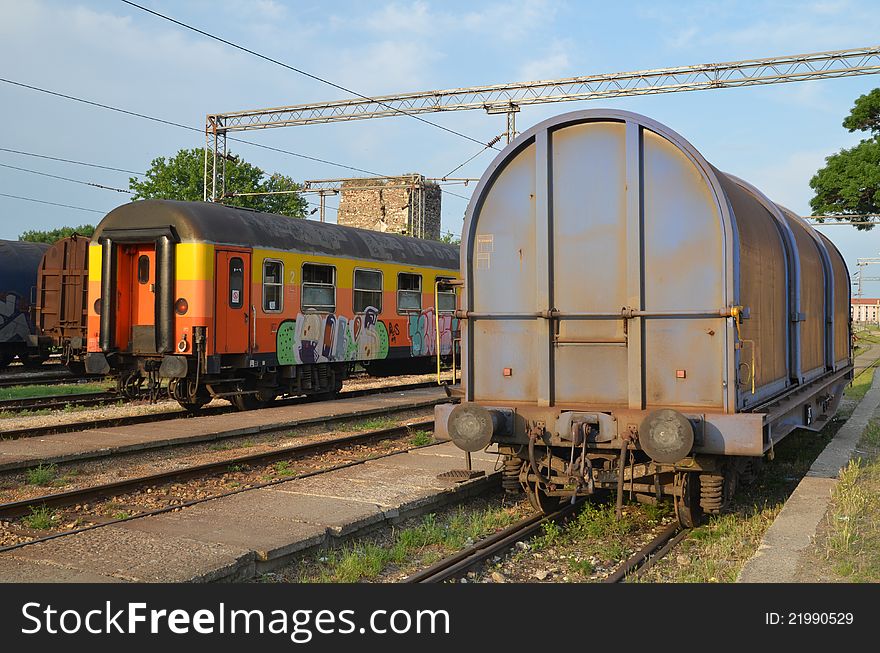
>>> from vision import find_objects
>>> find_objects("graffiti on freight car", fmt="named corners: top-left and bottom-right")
top-left (275, 306), bottom-right (390, 365)
top-left (408, 308), bottom-right (458, 357)
top-left (0, 293), bottom-right (31, 343)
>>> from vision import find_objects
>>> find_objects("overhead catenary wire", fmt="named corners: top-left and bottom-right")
top-left (0, 147), bottom-right (146, 176)
top-left (120, 0), bottom-right (500, 152)
top-left (0, 77), bottom-right (385, 177)
top-left (1, 77), bottom-right (471, 224)
top-left (0, 162), bottom-right (132, 193)
top-left (0, 192), bottom-right (106, 214)
top-left (442, 134), bottom-right (504, 180)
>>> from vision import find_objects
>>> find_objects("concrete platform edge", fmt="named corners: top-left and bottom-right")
top-left (737, 372), bottom-right (880, 583)
top-left (0, 396), bottom-right (444, 473)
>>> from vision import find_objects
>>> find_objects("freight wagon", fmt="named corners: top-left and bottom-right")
top-left (437, 109), bottom-right (851, 525)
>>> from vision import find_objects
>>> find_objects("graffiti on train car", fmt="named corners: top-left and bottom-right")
top-left (0, 293), bottom-right (31, 343)
top-left (275, 307), bottom-right (459, 365)
top-left (407, 308), bottom-right (458, 357)
top-left (276, 307), bottom-right (390, 365)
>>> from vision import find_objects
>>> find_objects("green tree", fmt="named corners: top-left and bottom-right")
top-left (19, 224), bottom-right (95, 243)
top-left (437, 231), bottom-right (461, 246)
top-left (129, 148), bottom-right (306, 218)
top-left (810, 88), bottom-right (880, 231)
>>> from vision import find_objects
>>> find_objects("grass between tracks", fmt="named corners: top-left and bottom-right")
top-left (807, 420), bottom-right (880, 582)
top-left (276, 502), bottom-right (524, 583)
top-left (636, 369), bottom-right (875, 583)
top-left (0, 382), bottom-right (110, 402)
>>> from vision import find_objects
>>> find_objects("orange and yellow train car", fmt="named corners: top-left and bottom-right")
top-left (85, 200), bottom-right (460, 410)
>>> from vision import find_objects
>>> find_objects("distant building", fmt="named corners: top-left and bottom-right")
top-left (852, 298), bottom-right (880, 323)
top-left (337, 174), bottom-right (441, 240)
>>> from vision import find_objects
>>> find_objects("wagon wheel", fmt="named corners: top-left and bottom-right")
top-left (18, 352), bottom-right (47, 369)
top-left (525, 479), bottom-right (562, 514)
top-left (170, 378), bottom-right (210, 412)
top-left (117, 372), bottom-right (144, 399)
top-left (230, 380), bottom-right (272, 411)
top-left (675, 471), bottom-right (703, 528)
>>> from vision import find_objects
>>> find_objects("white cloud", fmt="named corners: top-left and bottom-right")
top-left (808, 0), bottom-right (850, 14)
top-left (459, 0), bottom-right (560, 41)
top-left (665, 26), bottom-right (699, 49)
top-left (330, 39), bottom-right (445, 93)
top-left (518, 40), bottom-right (574, 81)
top-left (736, 149), bottom-right (830, 215)
top-left (364, 1), bottom-right (433, 33)
top-left (348, 0), bottom-right (561, 42)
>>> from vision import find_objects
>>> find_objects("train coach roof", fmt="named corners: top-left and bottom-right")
top-left (95, 200), bottom-right (460, 269)
top-left (0, 239), bottom-right (49, 298)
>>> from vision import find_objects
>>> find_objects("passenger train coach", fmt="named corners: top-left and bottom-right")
top-left (84, 200), bottom-right (460, 410)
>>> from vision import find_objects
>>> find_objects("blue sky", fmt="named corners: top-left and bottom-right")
top-left (2, 0), bottom-right (880, 291)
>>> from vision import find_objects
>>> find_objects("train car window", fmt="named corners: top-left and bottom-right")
top-left (229, 257), bottom-right (244, 309)
top-left (262, 259), bottom-right (283, 313)
top-left (137, 255), bottom-right (150, 284)
top-left (397, 273), bottom-right (422, 313)
top-left (437, 277), bottom-right (456, 313)
top-left (301, 263), bottom-right (336, 313)
top-left (353, 269), bottom-right (383, 313)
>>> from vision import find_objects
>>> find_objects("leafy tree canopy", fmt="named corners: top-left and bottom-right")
top-left (843, 88), bottom-right (880, 135)
top-left (19, 224), bottom-right (95, 243)
top-left (129, 148), bottom-right (306, 218)
top-left (810, 88), bottom-right (880, 231)
top-left (437, 231), bottom-right (461, 246)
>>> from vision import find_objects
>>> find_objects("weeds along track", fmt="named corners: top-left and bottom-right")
top-left (0, 419), bottom-right (436, 552)
top-left (0, 391), bottom-right (118, 413)
top-left (0, 370), bottom-right (91, 390)
top-left (0, 380), bottom-right (442, 440)
top-left (403, 499), bottom-right (689, 584)
top-left (404, 503), bottom-right (582, 583)
top-left (603, 523), bottom-right (688, 582)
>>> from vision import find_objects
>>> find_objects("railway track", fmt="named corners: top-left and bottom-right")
top-left (403, 501), bottom-right (688, 584)
top-left (603, 523), bottom-right (688, 583)
top-left (404, 503), bottom-right (581, 583)
top-left (0, 420), bottom-right (435, 554)
top-left (0, 391), bottom-right (118, 413)
top-left (0, 380), bottom-right (444, 440)
top-left (0, 372), bottom-right (92, 390)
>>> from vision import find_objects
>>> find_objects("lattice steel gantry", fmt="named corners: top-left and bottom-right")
top-left (205, 44), bottom-right (880, 201)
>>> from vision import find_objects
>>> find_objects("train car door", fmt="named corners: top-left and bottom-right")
top-left (129, 245), bottom-right (156, 353)
top-left (215, 250), bottom-right (251, 354)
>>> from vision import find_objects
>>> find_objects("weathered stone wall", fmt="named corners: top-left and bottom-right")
top-left (337, 175), bottom-right (441, 240)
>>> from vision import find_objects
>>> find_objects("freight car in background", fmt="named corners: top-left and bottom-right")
top-left (34, 235), bottom-right (90, 371)
top-left (84, 200), bottom-right (460, 410)
top-left (0, 239), bottom-right (50, 368)
top-left (438, 109), bottom-right (851, 527)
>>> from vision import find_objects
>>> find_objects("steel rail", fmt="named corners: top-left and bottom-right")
top-left (0, 391), bottom-right (117, 413)
top-left (0, 420), bottom-right (434, 520)
top-left (0, 423), bottom-right (455, 555)
top-left (603, 522), bottom-right (688, 583)
top-left (403, 502), bottom-right (581, 583)
top-left (0, 380), bottom-right (443, 441)
top-left (0, 373), bottom-right (90, 390)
